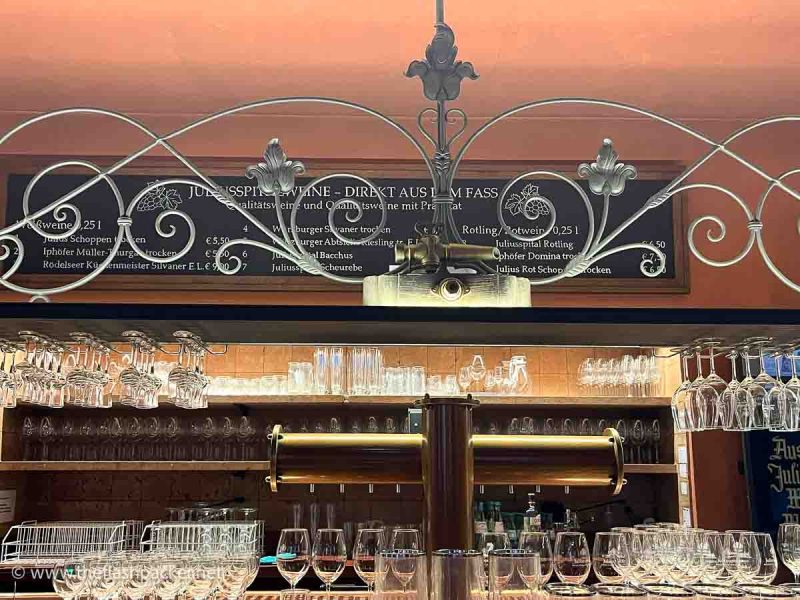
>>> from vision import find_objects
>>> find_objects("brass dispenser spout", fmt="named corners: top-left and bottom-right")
top-left (394, 223), bottom-right (500, 272)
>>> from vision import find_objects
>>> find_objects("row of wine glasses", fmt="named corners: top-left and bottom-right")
top-left (579, 354), bottom-right (662, 397)
top-left (672, 337), bottom-right (800, 433)
top-left (476, 417), bottom-right (662, 464)
top-left (475, 523), bottom-right (790, 589)
top-left (591, 526), bottom-right (781, 587)
top-left (1, 330), bottom-right (220, 410)
top-left (20, 415), bottom-right (261, 461)
top-left (51, 549), bottom-right (259, 600)
top-left (276, 526), bottom-right (422, 596)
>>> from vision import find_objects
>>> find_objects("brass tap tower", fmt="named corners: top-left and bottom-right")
top-left (267, 395), bottom-right (624, 554)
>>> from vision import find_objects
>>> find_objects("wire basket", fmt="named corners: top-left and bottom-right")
top-left (141, 521), bottom-right (264, 556)
top-left (1, 520), bottom-right (143, 565)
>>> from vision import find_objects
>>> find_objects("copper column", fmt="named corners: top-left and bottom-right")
top-left (418, 395), bottom-right (479, 554)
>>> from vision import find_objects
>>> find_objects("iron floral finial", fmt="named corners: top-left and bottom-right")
top-left (405, 23), bottom-right (478, 101)
top-left (246, 138), bottom-right (306, 195)
top-left (578, 138), bottom-right (637, 197)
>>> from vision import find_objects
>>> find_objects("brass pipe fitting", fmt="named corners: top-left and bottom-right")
top-left (266, 425), bottom-right (624, 495)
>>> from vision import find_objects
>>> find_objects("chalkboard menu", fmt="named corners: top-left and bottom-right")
top-left (745, 430), bottom-right (800, 535)
top-left (0, 159), bottom-right (688, 293)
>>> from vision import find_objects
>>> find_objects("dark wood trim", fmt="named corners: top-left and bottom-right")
top-left (0, 155), bottom-right (690, 295)
top-left (0, 304), bottom-right (795, 346)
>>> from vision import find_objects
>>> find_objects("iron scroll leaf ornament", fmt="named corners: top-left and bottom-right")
top-left (405, 23), bottom-right (478, 102)
top-left (2, 12), bottom-right (800, 299)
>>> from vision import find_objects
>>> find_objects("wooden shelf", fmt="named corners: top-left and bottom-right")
top-left (0, 461), bottom-right (677, 475)
top-left (0, 461), bottom-right (269, 472)
top-left (625, 463), bottom-right (678, 474)
top-left (204, 394), bottom-right (672, 407)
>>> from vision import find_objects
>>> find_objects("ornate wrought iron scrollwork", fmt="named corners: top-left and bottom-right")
top-left (495, 139), bottom-right (666, 284)
top-left (405, 23), bottom-right (478, 102)
top-left (215, 139), bottom-right (389, 284)
top-left (2, 0), bottom-right (800, 300)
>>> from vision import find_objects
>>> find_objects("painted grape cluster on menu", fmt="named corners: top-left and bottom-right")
top-left (2, 165), bottom-right (685, 292)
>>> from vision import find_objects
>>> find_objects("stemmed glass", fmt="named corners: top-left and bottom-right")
top-left (779, 345), bottom-right (800, 431)
top-left (312, 528), bottom-right (347, 600)
top-left (722, 348), bottom-right (750, 432)
top-left (218, 554), bottom-right (259, 600)
top-left (695, 339), bottom-right (729, 430)
top-left (385, 549), bottom-right (422, 595)
top-left (702, 531), bottom-right (735, 585)
top-left (593, 532), bottom-right (626, 583)
top-left (554, 532), bottom-right (591, 584)
top-left (749, 532), bottom-right (778, 584)
top-left (687, 345), bottom-right (709, 431)
top-left (470, 354), bottom-right (487, 385)
top-left (671, 349), bottom-right (694, 433)
top-left (354, 528), bottom-right (385, 595)
top-left (186, 556), bottom-right (222, 600)
top-left (515, 550), bottom-right (542, 597)
top-left (779, 523), bottom-right (800, 583)
top-left (488, 549), bottom-right (515, 599)
top-left (152, 553), bottom-right (190, 600)
top-left (120, 552), bottom-right (157, 600)
top-left (729, 530), bottom-right (762, 584)
top-left (0, 340), bottom-right (18, 408)
top-left (737, 338), bottom-right (776, 430)
top-left (390, 528), bottom-right (421, 551)
top-left (168, 331), bottom-right (210, 409)
top-left (277, 528), bottom-right (311, 590)
top-left (631, 419), bottom-right (646, 464)
top-left (458, 366), bottom-right (472, 394)
top-left (509, 355), bottom-right (529, 394)
top-left (119, 331), bottom-right (160, 409)
top-left (519, 531), bottom-right (553, 585)
top-left (85, 553), bottom-right (122, 600)
top-left (52, 556), bottom-right (88, 600)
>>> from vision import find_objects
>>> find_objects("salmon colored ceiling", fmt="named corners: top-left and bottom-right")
top-left (1, 0), bottom-right (799, 120)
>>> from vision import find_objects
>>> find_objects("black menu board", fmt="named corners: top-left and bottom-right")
top-left (1, 159), bottom-right (688, 293)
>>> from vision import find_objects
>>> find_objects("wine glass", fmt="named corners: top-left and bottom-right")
top-left (554, 532), bottom-right (591, 584)
top-left (478, 531), bottom-right (510, 586)
top-left (52, 557), bottom-right (88, 600)
top-left (458, 366), bottom-right (472, 394)
top-left (354, 528), bottom-right (385, 595)
top-left (696, 340), bottom-right (729, 430)
top-left (702, 532), bottom-right (735, 585)
top-left (519, 531), bottom-right (554, 585)
top-left (749, 532), bottom-right (778, 584)
top-left (152, 553), bottom-right (190, 600)
top-left (779, 523), bottom-right (800, 583)
top-left (731, 531), bottom-right (762, 584)
top-left (185, 556), bottom-right (221, 600)
top-left (488, 549), bottom-right (515, 598)
top-left (593, 532), bottom-right (625, 583)
top-left (516, 550), bottom-right (542, 595)
top-left (120, 552), bottom-right (157, 600)
top-left (470, 355), bottom-right (487, 383)
top-left (386, 549), bottom-right (422, 594)
top-left (312, 528), bottom-right (347, 600)
top-left (85, 554), bottom-right (121, 600)
top-left (390, 528), bottom-right (421, 551)
top-left (277, 528), bottom-right (311, 590)
top-left (782, 348), bottom-right (800, 431)
top-left (722, 348), bottom-right (753, 432)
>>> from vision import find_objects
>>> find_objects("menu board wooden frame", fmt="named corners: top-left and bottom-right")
top-left (0, 155), bottom-right (689, 295)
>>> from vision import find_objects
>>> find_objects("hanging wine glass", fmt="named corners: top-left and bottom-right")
top-left (743, 337), bottom-right (778, 430)
top-left (671, 348), bottom-right (693, 433)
